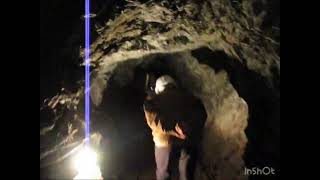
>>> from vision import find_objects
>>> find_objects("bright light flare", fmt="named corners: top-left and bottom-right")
top-left (84, 0), bottom-right (90, 143)
top-left (73, 0), bottom-right (103, 179)
top-left (73, 147), bottom-right (103, 180)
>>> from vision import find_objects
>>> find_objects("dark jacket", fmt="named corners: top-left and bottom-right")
top-left (144, 87), bottom-right (207, 147)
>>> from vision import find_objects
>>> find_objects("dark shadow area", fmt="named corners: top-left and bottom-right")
top-left (191, 47), bottom-right (280, 179)
top-left (92, 69), bottom-right (155, 179)
top-left (40, 0), bottom-right (120, 104)
top-left (40, 0), bottom-right (82, 103)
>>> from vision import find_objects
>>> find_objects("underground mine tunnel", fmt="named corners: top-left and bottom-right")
top-left (90, 50), bottom-right (279, 179)
top-left (40, 49), bottom-right (279, 179)
top-left (40, 0), bottom-right (280, 179)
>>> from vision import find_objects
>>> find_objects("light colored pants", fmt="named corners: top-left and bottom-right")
top-left (155, 146), bottom-right (190, 180)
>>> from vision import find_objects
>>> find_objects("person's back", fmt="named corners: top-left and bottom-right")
top-left (144, 86), bottom-right (187, 147)
top-left (145, 87), bottom-right (205, 139)
top-left (143, 75), bottom-right (206, 180)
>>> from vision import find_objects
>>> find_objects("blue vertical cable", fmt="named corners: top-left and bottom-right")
top-left (85, 0), bottom-right (90, 145)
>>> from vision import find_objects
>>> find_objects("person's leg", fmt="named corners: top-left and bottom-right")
top-left (179, 145), bottom-right (199, 180)
top-left (155, 145), bottom-right (171, 180)
top-left (178, 149), bottom-right (190, 180)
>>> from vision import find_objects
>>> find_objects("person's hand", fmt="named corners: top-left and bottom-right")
top-left (175, 123), bottom-right (186, 140)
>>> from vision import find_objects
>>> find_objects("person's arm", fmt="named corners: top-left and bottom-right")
top-left (144, 105), bottom-right (156, 128)
top-left (167, 123), bottom-right (186, 140)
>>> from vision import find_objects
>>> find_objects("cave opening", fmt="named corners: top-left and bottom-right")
top-left (91, 56), bottom-right (192, 178)
top-left (41, 48), bottom-right (278, 179)
top-left (88, 49), bottom-right (253, 179)
top-left (89, 48), bottom-right (280, 179)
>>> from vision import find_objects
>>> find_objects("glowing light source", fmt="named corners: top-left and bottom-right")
top-left (73, 147), bottom-right (103, 180)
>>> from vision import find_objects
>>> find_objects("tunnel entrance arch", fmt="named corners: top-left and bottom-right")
top-left (89, 50), bottom-right (249, 179)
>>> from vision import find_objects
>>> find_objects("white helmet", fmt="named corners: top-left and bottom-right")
top-left (155, 75), bottom-right (176, 94)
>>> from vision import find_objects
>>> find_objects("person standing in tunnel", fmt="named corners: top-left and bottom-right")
top-left (143, 75), bottom-right (207, 180)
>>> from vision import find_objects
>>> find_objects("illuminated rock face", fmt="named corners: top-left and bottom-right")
top-left (171, 54), bottom-right (249, 180)
top-left (167, 53), bottom-right (249, 180)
